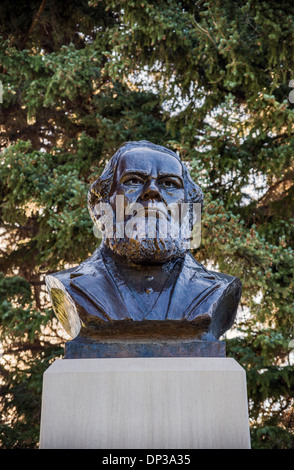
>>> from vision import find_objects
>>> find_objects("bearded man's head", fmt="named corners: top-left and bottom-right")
top-left (88, 141), bottom-right (203, 264)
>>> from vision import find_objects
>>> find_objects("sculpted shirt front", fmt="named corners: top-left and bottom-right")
top-left (45, 245), bottom-right (242, 341)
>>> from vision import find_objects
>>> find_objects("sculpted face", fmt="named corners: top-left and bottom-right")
top-left (105, 148), bottom-right (188, 264)
top-left (109, 148), bottom-right (185, 213)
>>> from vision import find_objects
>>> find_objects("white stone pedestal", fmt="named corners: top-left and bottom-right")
top-left (39, 357), bottom-right (251, 449)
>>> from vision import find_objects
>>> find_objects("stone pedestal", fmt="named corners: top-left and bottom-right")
top-left (39, 357), bottom-right (251, 449)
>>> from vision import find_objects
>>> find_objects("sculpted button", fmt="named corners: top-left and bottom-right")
top-left (145, 287), bottom-right (153, 294)
top-left (146, 275), bottom-right (154, 281)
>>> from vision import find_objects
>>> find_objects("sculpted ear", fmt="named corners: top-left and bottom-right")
top-left (87, 159), bottom-right (116, 223)
top-left (87, 179), bottom-right (102, 225)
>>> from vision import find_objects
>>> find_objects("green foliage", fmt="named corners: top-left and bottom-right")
top-left (0, 0), bottom-right (293, 448)
top-left (0, 273), bottom-right (63, 448)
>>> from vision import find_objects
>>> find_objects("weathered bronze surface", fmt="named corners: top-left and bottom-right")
top-left (65, 335), bottom-right (226, 359)
top-left (45, 141), bottom-right (242, 357)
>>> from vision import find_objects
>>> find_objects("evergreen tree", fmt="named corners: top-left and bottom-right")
top-left (0, 0), bottom-right (293, 448)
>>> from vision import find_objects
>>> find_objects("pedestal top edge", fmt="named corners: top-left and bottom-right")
top-left (44, 357), bottom-right (244, 374)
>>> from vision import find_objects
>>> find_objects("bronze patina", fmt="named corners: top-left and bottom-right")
top-left (45, 141), bottom-right (241, 357)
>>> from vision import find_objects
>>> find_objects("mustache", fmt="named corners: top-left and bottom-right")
top-left (126, 202), bottom-right (169, 220)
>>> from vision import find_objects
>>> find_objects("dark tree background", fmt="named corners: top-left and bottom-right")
top-left (0, 0), bottom-right (293, 448)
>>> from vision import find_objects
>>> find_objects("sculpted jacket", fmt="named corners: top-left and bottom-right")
top-left (45, 246), bottom-right (242, 341)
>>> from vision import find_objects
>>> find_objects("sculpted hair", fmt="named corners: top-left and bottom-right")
top-left (88, 140), bottom-right (204, 225)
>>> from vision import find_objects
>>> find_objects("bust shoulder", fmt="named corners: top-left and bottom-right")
top-left (178, 253), bottom-right (242, 338)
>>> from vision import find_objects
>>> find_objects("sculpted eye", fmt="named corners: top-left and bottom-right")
top-left (124, 177), bottom-right (143, 186)
top-left (161, 179), bottom-right (181, 189)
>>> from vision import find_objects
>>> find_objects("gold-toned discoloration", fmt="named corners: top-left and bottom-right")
top-left (50, 288), bottom-right (73, 336)
top-left (46, 275), bottom-right (81, 338)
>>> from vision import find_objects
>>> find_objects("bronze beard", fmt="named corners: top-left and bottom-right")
top-left (102, 210), bottom-right (189, 264)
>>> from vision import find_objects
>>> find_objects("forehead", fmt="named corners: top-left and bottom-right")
top-left (115, 148), bottom-right (183, 178)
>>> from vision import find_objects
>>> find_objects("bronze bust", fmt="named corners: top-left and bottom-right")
top-left (45, 141), bottom-right (241, 357)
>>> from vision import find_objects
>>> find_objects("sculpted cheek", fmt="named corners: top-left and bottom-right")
top-left (165, 189), bottom-right (185, 202)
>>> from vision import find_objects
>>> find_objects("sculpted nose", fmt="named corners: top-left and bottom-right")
top-left (141, 180), bottom-right (162, 201)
